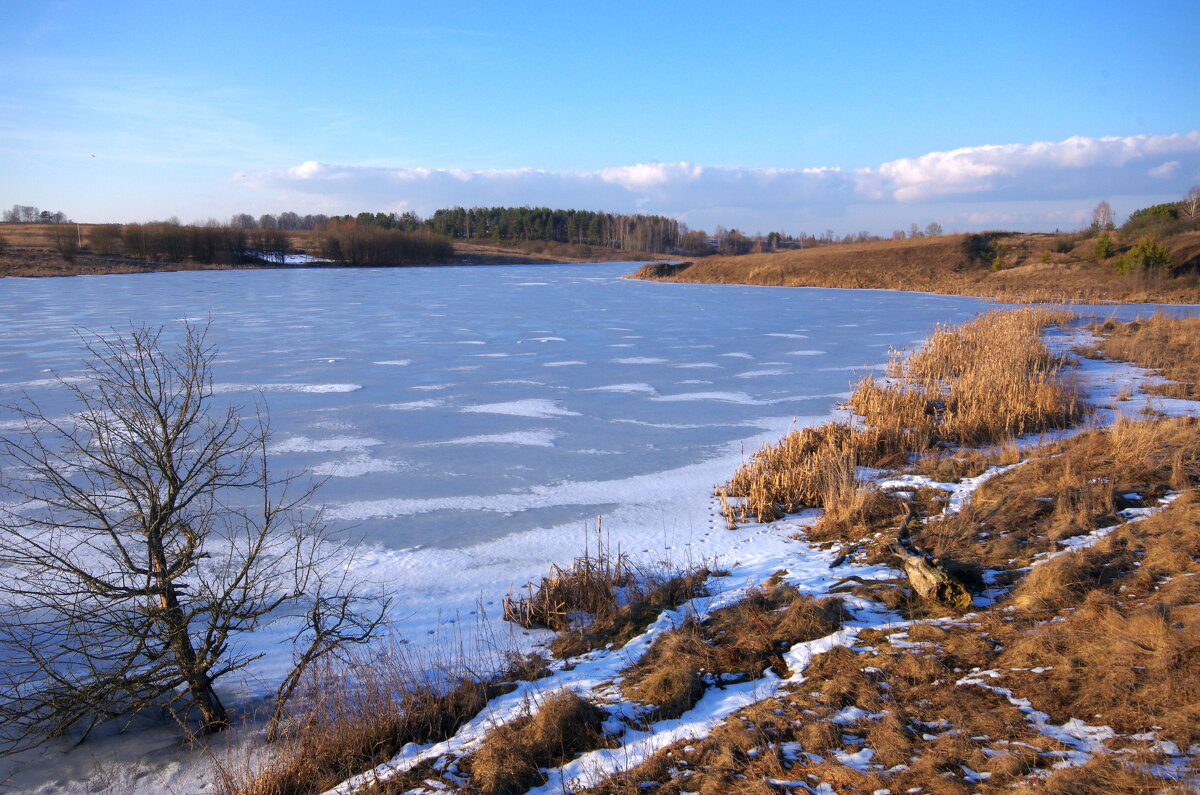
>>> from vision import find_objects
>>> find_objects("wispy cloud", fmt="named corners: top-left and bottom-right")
top-left (243, 132), bottom-right (1200, 230)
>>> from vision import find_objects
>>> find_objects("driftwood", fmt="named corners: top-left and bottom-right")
top-left (890, 505), bottom-right (974, 611)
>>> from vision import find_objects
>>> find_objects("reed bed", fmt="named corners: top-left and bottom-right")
top-left (724, 309), bottom-right (1084, 525)
top-left (853, 307), bottom-right (1083, 446)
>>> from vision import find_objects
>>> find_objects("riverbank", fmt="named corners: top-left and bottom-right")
top-left (629, 231), bottom-right (1200, 304)
top-left (229, 309), bottom-right (1200, 794)
top-left (0, 222), bottom-right (671, 277)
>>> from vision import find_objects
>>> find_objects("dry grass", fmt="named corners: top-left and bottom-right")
top-left (628, 230), bottom-right (1200, 303)
top-left (222, 644), bottom-right (549, 795)
top-left (503, 532), bottom-right (718, 658)
top-left (577, 312), bottom-right (1200, 795)
top-left (853, 308), bottom-right (1084, 447)
top-left (724, 309), bottom-right (1083, 527)
top-left (465, 690), bottom-right (610, 795)
top-left (621, 580), bottom-right (847, 718)
top-left (916, 416), bottom-right (1199, 571)
top-left (1096, 312), bottom-right (1200, 399)
top-left (722, 422), bottom-right (903, 524)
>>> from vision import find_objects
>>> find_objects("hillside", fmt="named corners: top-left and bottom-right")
top-left (631, 231), bottom-right (1200, 304)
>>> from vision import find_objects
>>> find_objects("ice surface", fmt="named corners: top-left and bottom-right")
top-left (1, 264), bottom-right (1196, 793)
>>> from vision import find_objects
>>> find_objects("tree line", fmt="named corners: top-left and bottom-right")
top-left (6, 202), bottom-right (959, 260)
top-left (3, 205), bottom-right (70, 223)
top-left (64, 220), bottom-right (452, 267)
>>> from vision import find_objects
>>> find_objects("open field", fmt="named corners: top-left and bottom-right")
top-left (632, 231), bottom-right (1200, 304)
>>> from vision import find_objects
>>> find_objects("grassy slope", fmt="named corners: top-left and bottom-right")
top-left (631, 231), bottom-right (1200, 304)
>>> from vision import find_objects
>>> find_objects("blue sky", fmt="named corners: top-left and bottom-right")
top-left (2, 1), bottom-right (1198, 235)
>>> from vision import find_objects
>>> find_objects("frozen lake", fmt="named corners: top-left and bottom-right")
top-left (0, 264), bottom-right (1010, 657)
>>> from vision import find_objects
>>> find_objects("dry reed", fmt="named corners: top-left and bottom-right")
top-left (725, 309), bottom-right (1083, 525)
top-left (502, 527), bottom-right (717, 658)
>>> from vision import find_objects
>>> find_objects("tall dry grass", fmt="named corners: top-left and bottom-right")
top-left (853, 308), bottom-right (1083, 446)
top-left (1096, 312), bottom-right (1200, 399)
top-left (221, 640), bottom-right (547, 795)
top-left (725, 309), bottom-right (1083, 524)
top-left (502, 530), bottom-right (716, 658)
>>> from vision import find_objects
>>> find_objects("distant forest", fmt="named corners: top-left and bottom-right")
top-left (5, 202), bottom-right (959, 260)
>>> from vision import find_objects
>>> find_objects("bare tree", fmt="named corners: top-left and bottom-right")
top-left (924, 221), bottom-right (943, 237)
top-left (1091, 200), bottom-right (1114, 231)
top-left (1182, 185), bottom-right (1200, 221)
top-left (0, 324), bottom-right (386, 752)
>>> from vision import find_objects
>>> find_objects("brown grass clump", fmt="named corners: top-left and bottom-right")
top-left (621, 581), bottom-right (847, 717)
top-left (915, 416), bottom-right (1200, 572)
top-left (503, 532), bottom-right (717, 658)
top-left (466, 690), bottom-right (609, 795)
top-left (1011, 752), bottom-right (1193, 794)
top-left (722, 422), bottom-right (905, 524)
top-left (853, 308), bottom-right (1084, 447)
top-left (724, 309), bottom-right (1084, 529)
top-left (1097, 312), bottom-right (1200, 399)
top-left (226, 646), bottom-right (548, 795)
top-left (998, 494), bottom-right (1200, 747)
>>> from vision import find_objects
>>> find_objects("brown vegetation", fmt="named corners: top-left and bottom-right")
top-left (0, 222), bottom-right (670, 278)
top-left (621, 581), bottom-right (848, 718)
top-left (1095, 313), bottom-right (1200, 399)
top-left (724, 309), bottom-right (1083, 528)
top-left (466, 690), bottom-right (610, 795)
top-left (502, 533), bottom-right (717, 658)
top-left (224, 645), bottom-right (550, 795)
top-left (229, 312), bottom-right (1200, 795)
top-left (574, 313), bottom-right (1200, 794)
top-left (630, 230), bottom-right (1200, 303)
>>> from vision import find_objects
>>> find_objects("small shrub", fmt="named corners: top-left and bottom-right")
top-left (503, 531), bottom-right (715, 657)
top-left (50, 223), bottom-right (79, 262)
top-left (1113, 236), bottom-right (1172, 276)
top-left (1050, 235), bottom-right (1075, 253)
top-left (1093, 231), bottom-right (1114, 259)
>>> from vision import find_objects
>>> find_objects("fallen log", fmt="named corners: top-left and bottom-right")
top-left (890, 505), bottom-right (974, 611)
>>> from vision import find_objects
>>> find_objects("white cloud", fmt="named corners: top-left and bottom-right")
top-left (1148, 160), bottom-right (1181, 178)
top-left (242, 132), bottom-right (1200, 232)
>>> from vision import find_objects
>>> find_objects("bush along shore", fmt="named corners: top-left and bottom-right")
top-left (224, 310), bottom-right (1200, 795)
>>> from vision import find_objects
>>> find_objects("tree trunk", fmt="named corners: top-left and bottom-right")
top-left (892, 506), bottom-right (973, 611)
top-left (149, 527), bottom-right (228, 732)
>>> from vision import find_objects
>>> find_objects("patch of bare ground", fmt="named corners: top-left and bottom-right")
top-left (628, 230), bottom-right (1200, 303)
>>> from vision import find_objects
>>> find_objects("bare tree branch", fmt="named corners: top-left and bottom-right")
top-left (0, 323), bottom-right (387, 753)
